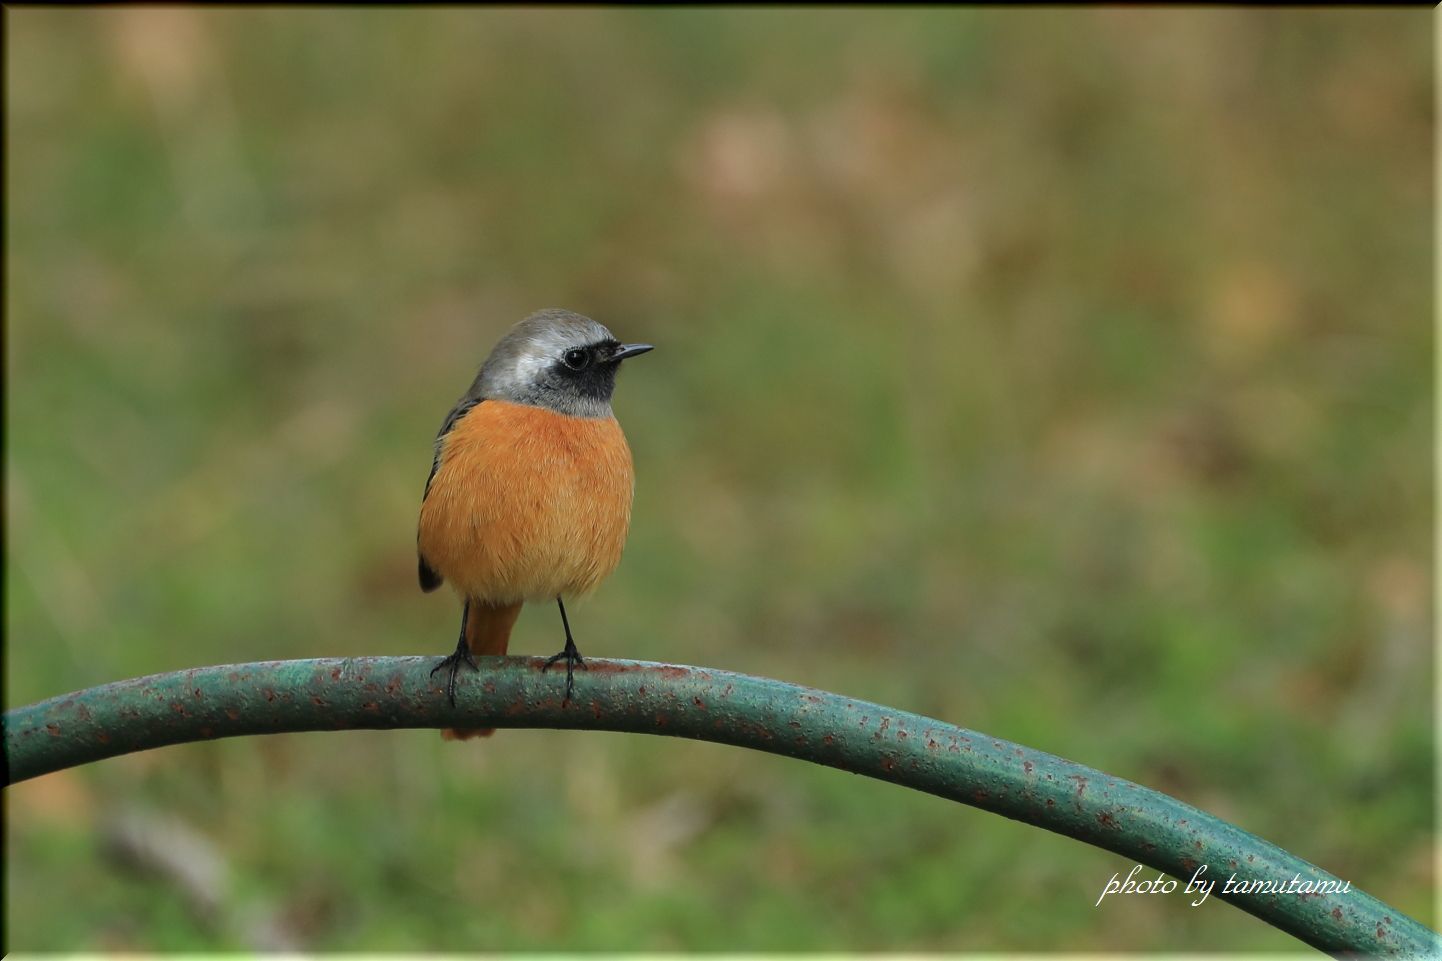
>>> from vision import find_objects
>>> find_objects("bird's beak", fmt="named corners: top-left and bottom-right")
top-left (611, 343), bottom-right (654, 361)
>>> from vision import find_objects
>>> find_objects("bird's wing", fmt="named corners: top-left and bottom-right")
top-left (423, 396), bottom-right (484, 501)
top-left (418, 395), bottom-right (485, 592)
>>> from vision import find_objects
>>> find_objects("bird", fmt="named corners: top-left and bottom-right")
top-left (416, 308), bottom-right (652, 739)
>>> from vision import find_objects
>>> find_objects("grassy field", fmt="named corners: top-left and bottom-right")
top-left (5, 8), bottom-right (1433, 952)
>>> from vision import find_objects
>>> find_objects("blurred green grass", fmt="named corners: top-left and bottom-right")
top-left (4, 7), bottom-right (1433, 952)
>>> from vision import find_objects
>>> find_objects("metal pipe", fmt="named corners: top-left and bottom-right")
top-left (3, 656), bottom-right (1434, 956)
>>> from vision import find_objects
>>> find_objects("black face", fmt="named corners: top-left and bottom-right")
top-left (550, 339), bottom-right (625, 403)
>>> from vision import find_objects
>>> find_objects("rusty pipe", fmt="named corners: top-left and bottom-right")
top-left (2, 656), bottom-right (1435, 956)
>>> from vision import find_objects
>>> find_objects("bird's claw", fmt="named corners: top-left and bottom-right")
top-left (432, 648), bottom-right (478, 707)
top-left (542, 640), bottom-right (587, 704)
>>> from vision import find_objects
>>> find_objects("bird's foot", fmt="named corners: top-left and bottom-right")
top-left (542, 638), bottom-right (587, 705)
top-left (430, 647), bottom-right (478, 707)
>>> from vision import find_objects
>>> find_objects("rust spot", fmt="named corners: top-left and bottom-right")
top-left (1141, 842), bottom-right (1155, 853)
top-left (1376, 926), bottom-right (1386, 940)
top-left (822, 734), bottom-right (834, 746)
top-left (199, 726), bottom-right (213, 738)
top-left (331, 667), bottom-right (342, 680)
top-left (1046, 799), bottom-right (1055, 808)
top-left (655, 714), bottom-right (670, 728)
top-left (1229, 860), bottom-right (1237, 869)
top-left (192, 688), bottom-right (203, 700)
top-left (1023, 760), bottom-right (1034, 774)
top-left (794, 736), bottom-right (805, 745)
top-left (881, 756), bottom-right (895, 773)
top-left (803, 694), bottom-right (821, 705)
top-left (638, 685), bottom-right (647, 696)
top-left (1194, 840), bottom-right (1203, 851)
top-left (263, 688), bottom-right (276, 702)
top-left (656, 666), bottom-right (689, 680)
top-left (483, 680), bottom-right (497, 694)
top-left (311, 696), bottom-right (327, 706)
top-left (225, 709), bottom-right (240, 721)
top-left (1246, 854), bottom-right (1254, 862)
top-left (1097, 811), bottom-right (1116, 828)
top-left (722, 683), bottom-right (733, 697)
top-left (592, 701), bottom-right (602, 720)
top-left (171, 703), bottom-right (189, 717)
top-left (927, 739), bottom-right (939, 751)
top-left (1069, 775), bottom-right (1088, 795)
top-left (972, 788), bottom-right (988, 802)
top-left (1332, 908), bottom-right (1343, 921)
top-left (1181, 857), bottom-right (1197, 873)
top-left (363, 702), bottom-right (380, 713)
top-left (897, 730), bottom-right (908, 740)
top-left (788, 720), bottom-right (800, 728)
top-left (386, 677), bottom-right (401, 695)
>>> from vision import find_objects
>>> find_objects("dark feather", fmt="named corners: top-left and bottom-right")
top-left (419, 555), bottom-right (443, 592)
top-left (417, 395), bottom-right (485, 593)
top-left (423, 396), bottom-right (484, 500)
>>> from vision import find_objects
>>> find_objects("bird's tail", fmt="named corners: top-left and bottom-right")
top-left (442, 600), bottom-right (523, 741)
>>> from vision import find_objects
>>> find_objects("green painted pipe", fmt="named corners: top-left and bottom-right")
top-left (3, 656), bottom-right (1435, 956)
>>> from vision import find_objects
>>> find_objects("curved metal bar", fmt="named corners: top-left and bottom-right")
top-left (3, 656), bottom-right (1435, 956)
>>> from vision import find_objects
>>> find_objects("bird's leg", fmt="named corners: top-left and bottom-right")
top-left (430, 599), bottom-right (478, 707)
top-left (542, 596), bottom-right (588, 704)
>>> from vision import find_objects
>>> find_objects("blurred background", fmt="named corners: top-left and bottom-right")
top-left (4, 7), bottom-right (1432, 952)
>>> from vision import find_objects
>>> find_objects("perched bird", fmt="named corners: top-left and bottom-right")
top-left (417, 308), bottom-right (652, 739)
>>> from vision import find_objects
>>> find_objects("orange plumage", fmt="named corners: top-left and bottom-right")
top-left (418, 400), bottom-right (635, 603)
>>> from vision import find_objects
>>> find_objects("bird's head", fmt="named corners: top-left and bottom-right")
top-left (475, 308), bottom-right (653, 418)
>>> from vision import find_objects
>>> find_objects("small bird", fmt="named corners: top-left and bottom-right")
top-left (417, 308), bottom-right (652, 739)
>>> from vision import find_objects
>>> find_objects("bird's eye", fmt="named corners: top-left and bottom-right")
top-left (562, 348), bottom-right (590, 371)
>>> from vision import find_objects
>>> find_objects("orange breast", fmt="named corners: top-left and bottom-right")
top-left (417, 400), bottom-right (635, 604)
